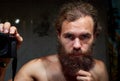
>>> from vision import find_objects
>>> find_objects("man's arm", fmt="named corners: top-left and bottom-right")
top-left (95, 60), bottom-right (109, 81)
top-left (0, 58), bottom-right (10, 81)
top-left (14, 58), bottom-right (46, 81)
top-left (0, 22), bottom-right (23, 81)
top-left (99, 61), bottom-right (109, 81)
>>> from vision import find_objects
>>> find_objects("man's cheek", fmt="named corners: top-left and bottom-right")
top-left (63, 44), bottom-right (71, 53)
top-left (64, 48), bottom-right (70, 54)
top-left (82, 45), bottom-right (90, 51)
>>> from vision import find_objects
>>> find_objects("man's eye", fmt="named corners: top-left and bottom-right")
top-left (64, 34), bottom-right (75, 40)
top-left (80, 34), bottom-right (91, 40)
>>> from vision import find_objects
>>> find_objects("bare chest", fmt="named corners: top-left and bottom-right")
top-left (45, 62), bottom-right (66, 81)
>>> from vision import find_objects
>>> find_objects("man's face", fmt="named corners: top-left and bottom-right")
top-left (58, 16), bottom-right (95, 77)
top-left (58, 16), bottom-right (94, 56)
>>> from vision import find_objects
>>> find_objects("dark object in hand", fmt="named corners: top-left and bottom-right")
top-left (0, 33), bottom-right (17, 58)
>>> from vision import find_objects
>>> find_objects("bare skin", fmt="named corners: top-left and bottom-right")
top-left (0, 16), bottom-right (108, 81)
top-left (14, 16), bottom-right (108, 81)
top-left (14, 54), bottom-right (108, 81)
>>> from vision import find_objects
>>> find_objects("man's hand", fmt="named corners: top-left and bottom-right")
top-left (0, 22), bottom-right (23, 81)
top-left (76, 70), bottom-right (95, 81)
top-left (0, 22), bottom-right (23, 48)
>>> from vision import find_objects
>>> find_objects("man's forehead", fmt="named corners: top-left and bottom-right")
top-left (63, 31), bottom-right (92, 37)
top-left (61, 16), bottom-right (94, 33)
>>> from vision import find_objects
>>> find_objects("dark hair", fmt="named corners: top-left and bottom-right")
top-left (55, 1), bottom-right (101, 36)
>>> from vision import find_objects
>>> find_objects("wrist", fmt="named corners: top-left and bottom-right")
top-left (0, 61), bottom-right (7, 68)
top-left (0, 58), bottom-right (11, 68)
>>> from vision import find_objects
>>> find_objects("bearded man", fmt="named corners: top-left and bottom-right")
top-left (0, 1), bottom-right (108, 81)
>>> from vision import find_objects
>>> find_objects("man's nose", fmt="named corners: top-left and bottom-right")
top-left (73, 38), bottom-right (81, 50)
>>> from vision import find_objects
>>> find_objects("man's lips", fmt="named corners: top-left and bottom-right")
top-left (69, 53), bottom-right (83, 57)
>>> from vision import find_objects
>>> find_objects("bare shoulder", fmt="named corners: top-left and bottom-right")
top-left (14, 58), bottom-right (44, 81)
top-left (14, 54), bottom-right (58, 81)
top-left (94, 59), bottom-right (106, 70)
top-left (42, 54), bottom-right (59, 63)
top-left (92, 59), bottom-right (109, 81)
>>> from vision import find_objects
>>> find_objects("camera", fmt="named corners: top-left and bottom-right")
top-left (0, 32), bottom-right (17, 58)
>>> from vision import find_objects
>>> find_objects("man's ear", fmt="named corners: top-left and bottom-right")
top-left (57, 32), bottom-right (61, 39)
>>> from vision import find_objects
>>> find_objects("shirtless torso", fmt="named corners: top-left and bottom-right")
top-left (14, 54), bottom-right (108, 81)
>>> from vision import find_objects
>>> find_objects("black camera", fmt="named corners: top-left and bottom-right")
top-left (0, 32), bottom-right (17, 58)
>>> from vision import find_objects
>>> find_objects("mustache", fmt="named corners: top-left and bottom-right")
top-left (71, 49), bottom-right (82, 54)
top-left (70, 49), bottom-right (91, 57)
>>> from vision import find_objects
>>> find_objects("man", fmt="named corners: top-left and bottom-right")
top-left (0, 1), bottom-right (108, 81)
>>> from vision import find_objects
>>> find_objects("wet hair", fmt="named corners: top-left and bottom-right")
top-left (55, 1), bottom-right (101, 37)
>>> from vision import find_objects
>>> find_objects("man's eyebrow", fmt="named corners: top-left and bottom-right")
top-left (82, 33), bottom-right (91, 35)
top-left (63, 32), bottom-right (91, 36)
top-left (79, 32), bottom-right (91, 35)
top-left (63, 32), bottom-right (73, 35)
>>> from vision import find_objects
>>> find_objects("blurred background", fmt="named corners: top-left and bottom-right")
top-left (0, 0), bottom-right (120, 81)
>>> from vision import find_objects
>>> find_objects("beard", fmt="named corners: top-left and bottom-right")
top-left (57, 41), bottom-right (95, 79)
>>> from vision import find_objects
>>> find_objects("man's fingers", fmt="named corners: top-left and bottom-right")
top-left (16, 33), bottom-right (23, 42)
top-left (76, 70), bottom-right (94, 81)
top-left (10, 26), bottom-right (23, 48)
top-left (77, 70), bottom-right (91, 76)
top-left (0, 23), bottom-right (4, 32)
top-left (0, 22), bottom-right (23, 48)
top-left (0, 22), bottom-right (11, 33)
top-left (10, 26), bottom-right (17, 34)
top-left (16, 33), bottom-right (23, 48)
top-left (3, 22), bottom-right (11, 33)
top-left (76, 76), bottom-right (92, 81)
